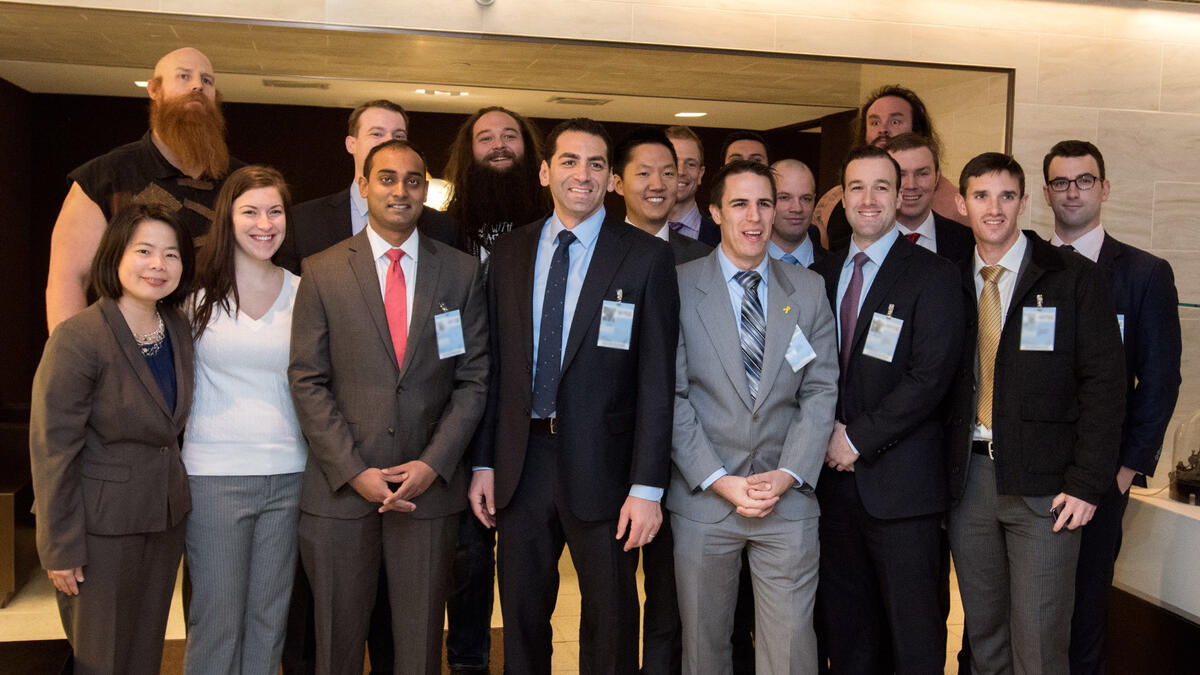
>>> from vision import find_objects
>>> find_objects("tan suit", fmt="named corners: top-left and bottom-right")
top-left (289, 229), bottom-right (488, 675)
top-left (30, 297), bottom-right (193, 675)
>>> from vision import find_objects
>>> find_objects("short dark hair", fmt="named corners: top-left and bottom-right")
top-left (720, 130), bottom-right (769, 165)
top-left (859, 85), bottom-right (938, 147)
top-left (90, 203), bottom-right (195, 309)
top-left (710, 159), bottom-right (776, 207)
top-left (884, 132), bottom-right (941, 174)
top-left (348, 100), bottom-right (409, 137)
top-left (665, 125), bottom-right (704, 166)
top-left (840, 145), bottom-right (902, 189)
top-left (959, 152), bottom-right (1026, 197)
top-left (544, 118), bottom-right (613, 168)
top-left (613, 126), bottom-right (678, 177)
top-left (1043, 139), bottom-right (1106, 182)
top-left (362, 139), bottom-right (426, 179)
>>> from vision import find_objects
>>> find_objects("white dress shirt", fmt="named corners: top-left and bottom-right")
top-left (365, 223), bottom-right (419, 330)
top-left (898, 211), bottom-right (938, 254)
top-left (1051, 224), bottom-right (1104, 263)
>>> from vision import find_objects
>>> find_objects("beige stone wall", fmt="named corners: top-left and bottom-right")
top-left (20, 0), bottom-right (1200, 482)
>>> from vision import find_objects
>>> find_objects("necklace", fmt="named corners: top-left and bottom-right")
top-left (135, 312), bottom-right (166, 357)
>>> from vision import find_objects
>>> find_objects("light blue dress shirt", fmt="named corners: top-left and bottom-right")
top-left (349, 182), bottom-right (369, 235)
top-left (834, 226), bottom-right (899, 347)
top-left (768, 238), bottom-right (815, 268)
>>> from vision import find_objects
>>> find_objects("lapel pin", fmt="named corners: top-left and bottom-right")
top-left (783, 305), bottom-right (791, 314)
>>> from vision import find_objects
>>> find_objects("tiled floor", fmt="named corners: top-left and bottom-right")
top-left (0, 551), bottom-right (966, 674)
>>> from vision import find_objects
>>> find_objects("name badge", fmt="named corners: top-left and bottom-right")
top-left (785, 324), bottom-right (817, 372)
top-left (1117, 314), bottom-right (1125, 343)
top-left (598, 299), bottom-right (634, 350)
top-left (862, 307), bottom-right (903, 363)
top-left (1020, 305), bottom-right (1056, 351)
top-left (435, 309), bottom-right (466, 359)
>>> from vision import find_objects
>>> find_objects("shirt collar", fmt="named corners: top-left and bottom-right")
top-left (845, 225), bottom-right (900, 269)
top-left (679, 203), bottom-right (702, 228)
top-left (899, 210), bottom-right (936, 241)
top-left (365, 221), bottom-right (420, 265)
top-left (974, 231), bottom-right (1027, 278)
top-left (544, 207), bottom-right (605, 249)
top-left (717, 245), bottom-right (770, 286)
top-left (1050, 224), bottom-right (1104, 263)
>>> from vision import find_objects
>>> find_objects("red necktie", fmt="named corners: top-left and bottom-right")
top-left (904, 232), bottom-right (920, 244)
top-left (384, 248), bottom-right (408, 367)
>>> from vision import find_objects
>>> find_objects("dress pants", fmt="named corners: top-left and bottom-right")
top-left (58, 520), bottom-right (186, 675)
top-left (640, 513), bottom-right (681, 675)
top-left (496, 431), bottom-right (641, 675)
top-left (949, 455), bottom-right (1081, 675)
top-left (298, 509), bottom-right (458, 675)
top-left (446, 509), bottom-right (496, 671)
top-left (1069, 480), bottom-right (1129, 675)
top-left (672, 509), bottom-right (819, 675)
top-left (816, 470), bottom-right (945, 675)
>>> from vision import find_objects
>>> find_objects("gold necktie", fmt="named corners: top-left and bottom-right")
top-left (976, 265), bottom-right (1004, 429)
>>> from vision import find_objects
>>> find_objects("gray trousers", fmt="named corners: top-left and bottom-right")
top-left (948, 456), bottom-right (1081, 675)
top-left (183, 473), bottom-right (303, 675)
top-left (672, 510), bottom-right (819, 675)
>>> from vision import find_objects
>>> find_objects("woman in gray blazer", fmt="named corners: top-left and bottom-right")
top-left (30, 203), bottom-right (195, 675)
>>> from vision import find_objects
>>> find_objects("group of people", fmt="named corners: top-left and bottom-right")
top-left (27, 45), bottom-right (1180, 675)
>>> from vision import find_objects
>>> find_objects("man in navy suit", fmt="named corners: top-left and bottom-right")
top-left (884, 133), bottom-right (974, 264)
top-left (666, 126), bottom-right (721, 247)
top-left (1041, 140), bottom-right (1182, 675)
top-left (811, 146), bottom-right (963, 673)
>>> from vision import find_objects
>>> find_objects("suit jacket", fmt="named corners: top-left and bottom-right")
top-left (807, 224), bottom-right (828, 266)
top-left (289, 229), bottom-right (488, 520)
top-left (933, 213), bottom-right (975, 264)
top-left (274, 187), bottom-right (461, 275)
top-left (698, 210), bottom-right (722, 247)
top-left (30, 298), bottom-right (194, 570)
top-left (668, 252), bottom-right (839, 524)
top-left (669, 230), bottom-right (712, 265)
top-left (812, 236), bottom-right (963, 519)
top-left (945, 232), bottom-right (1126, 505)
top-left (1095, 234), bottom-right (1181, 485)
top-left (473, 214), bottom-right (679, 522)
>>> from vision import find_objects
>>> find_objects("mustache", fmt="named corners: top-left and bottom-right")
top-left (484, 148), bottom-right (517, 163)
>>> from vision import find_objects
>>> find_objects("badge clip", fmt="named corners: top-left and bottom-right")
top-left (439, 302), bottom-right (448, 312)
top-left (887, 303), bottom-right (894, 318)
top-left (616, 289), bottom-right (623, 303)
top-left (1036, 294), bottom-right (1043, 308)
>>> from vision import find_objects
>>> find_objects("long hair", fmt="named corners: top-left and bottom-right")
top-left (857, 85), bottom-right (939, 150)
top-left (190, 165), bottom-right (291, 339)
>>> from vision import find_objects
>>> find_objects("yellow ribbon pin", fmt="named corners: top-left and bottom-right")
top-left (783, 306), bottom-right (791, 314)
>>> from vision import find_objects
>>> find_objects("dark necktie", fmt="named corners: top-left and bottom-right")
top-left (904, 232), bottom-right (920, 244)
top-left (734, 271), bottom-right (765, 401)
top-left (668, 221), bottom-right (685, 232)
top-left (781, 253), bottom-right (801, 266)
top-left (838, 252), bottom-right (871, 371)
top-left (1061, 244), bottom-right (1075, 252)
top-left (532, 230), bottom-right (576, 417)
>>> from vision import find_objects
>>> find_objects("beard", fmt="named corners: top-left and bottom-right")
top-left (449, 155), bottom-right (547, 253)
top-left (149, 90), bottom-right (230, 179)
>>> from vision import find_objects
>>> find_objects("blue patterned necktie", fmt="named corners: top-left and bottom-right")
top-left (532, 230), bottom-right (576, 417)
top-left (734, 270), bottom-right (766, 400)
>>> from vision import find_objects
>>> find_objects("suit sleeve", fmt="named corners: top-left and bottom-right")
top-left (1066, 263), bottom-right (1128, 503)
top-left (845, 260), bottom-right (965, 463)
top-left (671, 310), bottom-right (729, 491)
top-left (1122, 257), bottom-right (1181, 476)
top-left (778, 281), bottom-right (840, 487)
top-left (630, 242), bottom-right (680, 489)
top-left (29, 323), bottom-right (98, 570)
top-left (470, 258), bottom-right (501, 468)
top-left (419, 260), bottom-right (489, 480)
top-left (288, 263), bottom-right (368, 492)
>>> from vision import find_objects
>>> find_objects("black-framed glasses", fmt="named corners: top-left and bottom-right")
top-left (1048, 174), bottom-right (1100, 192)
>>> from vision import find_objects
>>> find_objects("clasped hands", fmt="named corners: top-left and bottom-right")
top-left (349, 460), bottom-right (437, 513)
top-left (712, 469), bottom-right (794, 518)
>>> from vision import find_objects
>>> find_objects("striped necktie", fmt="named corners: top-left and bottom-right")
top-left (734, 270), bottom-right (765, 400)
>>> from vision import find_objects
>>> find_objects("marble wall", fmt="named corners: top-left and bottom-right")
top-left (18, 0), bottom-right (1200, 482)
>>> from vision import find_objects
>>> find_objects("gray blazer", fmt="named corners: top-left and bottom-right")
top-left (669, 252), bottom-right (839, 523)
top-left (289, 229), bottom-right (488, 520)
top-left (30, 298), bottom-right (194, 570)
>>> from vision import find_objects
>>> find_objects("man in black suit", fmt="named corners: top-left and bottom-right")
top-left (274, 99), bottom-right (457, 276)
top-left (768, 159), bottom-right (825, 268)
top-left (469, 118), bottom-right (679, 674)
top-left (665, 125), bottom-right (720, 247)
top-left (885, 133), bottom-right (974, 264)
top-left (945, 152), bottom-right (1126, 674)
top-left (1040, 140), bottom-right (1182, 675)
top-left (811, 146), bottom-right (963, 674)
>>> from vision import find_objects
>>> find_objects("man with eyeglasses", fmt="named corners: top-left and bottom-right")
top-left (1043, 140), bottom-right (1181, 675)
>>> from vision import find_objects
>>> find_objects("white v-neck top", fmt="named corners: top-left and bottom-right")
top-left (183, 271), bottom-right (306, 475)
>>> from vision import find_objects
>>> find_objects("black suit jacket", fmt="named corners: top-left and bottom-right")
top-left (274, 187), bottom-right (461, 274)
top-left (812, 236), bottom-right (963, 519)
top-left (944, 232), bottom-right (1126, 505)
top-left (474, 213), bottom-right (680, 521)
top-left (1095, 234), bottom-right (1181, 485)
top-left (933, 213), bottom-right (975, 264)
top-left (669, 230), bottom-right (711, 265)
top-left (697, 210), bottom-right (721, 247)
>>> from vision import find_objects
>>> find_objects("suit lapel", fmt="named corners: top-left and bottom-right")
top-left (398, 235), bottom-right (442, 381)
top-left (347, 231), bottom-right (400, 370)
top-left (561, 220), bottom-right (630, 374)
top-left (513, 223), bottom-right (541, 370)
top-left (99, 298), bottom-right (174, 419)
top-left (752, 258), bottom-right (797, 413)
top-left (164, 309), bottom-right (192, 427)
top-left (1097, 232), bottom-right (1121, 273)
top-left (696, 255), bottom-right (755, 411)
top-left (850, 237), bottom-right (909, 357)
top-left (1007, 237), bottom-right (1043, 328)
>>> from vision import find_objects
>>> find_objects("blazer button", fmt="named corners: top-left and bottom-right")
top-left (752, 414), bottom-right (760, 422)
top-left (524, 407), bottom-right (532, 416)
top-left (160, 446), bottom-right (167, 454)
top-left (387, 427), bottom-right (395, 435)
top-left (397, 384), bottom-right (405, 393)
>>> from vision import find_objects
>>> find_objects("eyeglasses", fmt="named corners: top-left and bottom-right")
top-left (1047, 174), bottom-right (1100, 192)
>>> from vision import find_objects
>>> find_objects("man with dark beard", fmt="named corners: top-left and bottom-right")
top-left (443, 106), bottom-right (548, 263)
top-left (46, 47), bottom-right (241, 331)
top-left (440, 106), bottom-right (546, 675)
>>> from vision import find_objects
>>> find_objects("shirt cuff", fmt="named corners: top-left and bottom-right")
top-left (844, 428), bottom-right (860, 456)
top-left (472, 466), bottom-right (492, 471)
top-left (629, 484), bottom-right (664, 502)
top-left (700, 467), bottom-right (728, 491)
top-left (780, 468), bottom-right (806, 490)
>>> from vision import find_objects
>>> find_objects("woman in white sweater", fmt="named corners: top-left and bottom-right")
top-left (183, 165), bottom-right (305, 674)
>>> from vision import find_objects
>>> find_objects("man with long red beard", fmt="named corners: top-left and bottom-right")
top-left (45, 47), bottom-right (241, 331)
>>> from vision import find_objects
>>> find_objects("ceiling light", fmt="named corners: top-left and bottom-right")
top-left (134, 80), bottom-right (148, 87)
top-left (415, 88), bottom-right (426, 94)
top-left (675, 112), bottom-right (706, 118)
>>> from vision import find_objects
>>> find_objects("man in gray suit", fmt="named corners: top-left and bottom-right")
top-left (289, 139), bottom-right (488, 675)
top-left (670, 160), bottom-right (839, 675)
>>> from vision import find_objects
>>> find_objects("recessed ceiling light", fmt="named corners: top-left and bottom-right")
top-left (134, 80), bottom-right (148, 88)
top-left (675, 112), bottom-right (706, 118)
top-left (415, 88), bottom-right (427, 94)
